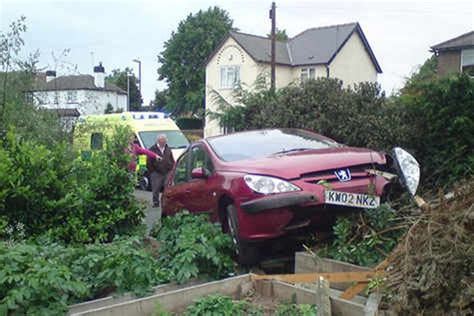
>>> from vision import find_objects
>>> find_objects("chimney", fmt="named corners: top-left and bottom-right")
top-left (45, 70), bottom-right (56, 82)
top-left (93, 62), bottom-right (105, 88)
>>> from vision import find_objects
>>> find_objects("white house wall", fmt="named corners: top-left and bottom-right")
top-left (33, 90), bottom-right (127, 115)
top-left (328, 32), bottom-right (378, 87)
top-left (205, 37), bottom-right (261, 137)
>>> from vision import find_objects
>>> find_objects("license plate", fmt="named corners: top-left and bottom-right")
top-left (324, 190), bottom-right (380, 209)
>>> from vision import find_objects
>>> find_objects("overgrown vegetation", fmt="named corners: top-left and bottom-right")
top-left (0, 237), bottom-right (167, 315)
top-left (0, 126), bottom-right (144, 243)
top-left (184, 294), bottom-right (262, 316)
top-left (214, 74), bottom-right (474, 189)
top-left (152, 212), bottom-right (234, 283)
top-left (315, 204), bottom-right (407, 267)
top-left (383, 179), bottom-right (474, 315)
top-left (178, 294), bottom-right (317, 316)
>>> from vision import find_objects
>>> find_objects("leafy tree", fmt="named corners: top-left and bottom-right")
top-left (401, 55), bottom-right (438, 95)
top-left (106, 68), bottom-right (142, 111)
top-left (267, 28), bottom-right (289, 41)
top-left (153, 88), bottom-right (169, 111)
top-left (157, 7), bottom-right (233, 116)
top-left (0, 16), bottom-right (66, 145)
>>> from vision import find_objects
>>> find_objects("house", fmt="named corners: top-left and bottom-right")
top-left (204, 22), bottom-right (382, 137)
top-left (431, 30), bottom-right (474, 77)
top-left (26, 63), bottom-right (127, 120)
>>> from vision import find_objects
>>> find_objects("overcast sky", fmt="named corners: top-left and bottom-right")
top-left (1, 0), bottom-right (473, 103)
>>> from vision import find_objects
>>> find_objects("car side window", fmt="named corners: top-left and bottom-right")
top-left (190, 146), bottom-right (214, 174)
top-left (173, 151), bottom-right (189, 185)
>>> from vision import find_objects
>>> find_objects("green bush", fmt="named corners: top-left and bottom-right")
top-left (400, 74), bottom-right (474, 186)
top-left (317, 204), bottom-right (405, 267)
top-left (213, 78), bottom-right (410, 152)
top-left (184, 294), bottom-right (262, 316)
top-left (176, 117), bottom-right (203, 130)
top-left (0, 127), bottom-right (144, 243)
top-left (0, 238), bottom-right (167, 315)
top-left (153, 211), bottom-right (234, 283)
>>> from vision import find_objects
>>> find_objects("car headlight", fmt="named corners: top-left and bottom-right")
top-left (392, 147), bottom-right (420, 196)
top-left (244, 174), bottom-right (300, 194)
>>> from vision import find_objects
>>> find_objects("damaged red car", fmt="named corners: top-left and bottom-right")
top-left (161, 129), bottom-right (419, 264)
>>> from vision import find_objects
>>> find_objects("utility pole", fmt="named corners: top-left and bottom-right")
top-left (269, 2), bottom-right (276, 91)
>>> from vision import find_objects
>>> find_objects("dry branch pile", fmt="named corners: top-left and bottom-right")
top-left (384, 179), bottom-right (474, 315)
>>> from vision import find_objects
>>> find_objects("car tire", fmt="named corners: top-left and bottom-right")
top-left (226, 205), bottom-right (259, 266)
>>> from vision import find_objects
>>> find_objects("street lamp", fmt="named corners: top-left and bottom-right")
top-left (132, 58), bottom-right (141, 98)
top-left (127, 73), bottom-right (132, 111)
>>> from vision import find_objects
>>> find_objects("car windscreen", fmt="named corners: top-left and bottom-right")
top-left (207, 129), bottom-right (340, 162)
top-left (139, 130), bottom-right (190, 149)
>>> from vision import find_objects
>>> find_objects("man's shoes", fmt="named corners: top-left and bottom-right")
top-left (152, 202), bottom-right (160, 208)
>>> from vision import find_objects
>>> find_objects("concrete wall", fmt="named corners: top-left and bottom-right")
top-left (437, 50), bottom-right (461, 77)
top-left (329, 32), bottom-right (378, 87)
top-left (33, 90), bottom-right (127, 115)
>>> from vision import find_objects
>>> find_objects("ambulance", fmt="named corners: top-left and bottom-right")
top-left (73, 112), bottom-right (190, 188)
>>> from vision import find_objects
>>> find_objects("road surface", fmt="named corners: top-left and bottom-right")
top-left (134, 189), bottom-right (161, 234)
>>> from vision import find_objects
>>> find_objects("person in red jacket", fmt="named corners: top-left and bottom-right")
top-left (127, 136), bottom-right (161, 172)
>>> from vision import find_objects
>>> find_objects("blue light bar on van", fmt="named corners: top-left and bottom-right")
top-left (130, 112), bottom-right (166, 120)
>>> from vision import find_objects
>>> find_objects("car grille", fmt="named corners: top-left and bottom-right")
top-left (300, 163), bottom-right (376, 183)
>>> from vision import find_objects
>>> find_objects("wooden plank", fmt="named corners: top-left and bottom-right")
top-left (364, 293), bottom-right (381, 316)
top-left (71, 274), bottom-right (251, 316)
top-left (340, 282), bottom-right (368, 300)
top-left (251, 272), bottom-right (375, 284)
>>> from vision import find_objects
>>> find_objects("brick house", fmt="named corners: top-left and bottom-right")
top-left (431, 31), bottom-right (474, 77)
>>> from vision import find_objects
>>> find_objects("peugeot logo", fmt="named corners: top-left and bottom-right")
top-left (335, 168), bottom-right (351, 182)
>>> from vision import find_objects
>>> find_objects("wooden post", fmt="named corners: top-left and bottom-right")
top-left (315, 276), bottom-right (331, 316)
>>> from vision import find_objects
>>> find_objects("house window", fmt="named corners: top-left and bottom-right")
top-left (220, 66), bottom-right (240, 89)
top-left (54, 91), bottom-right (60, 104)
top-left (38, 92), bottom-right (47, 105)
top-left (300, 67), bottom-right (316, 82)
top-left (67, 90), bottom-right (77, 103)
top-left (90, 133), bottom-right (103, 150)
top-left (461, 48), bottom-right (474, 77)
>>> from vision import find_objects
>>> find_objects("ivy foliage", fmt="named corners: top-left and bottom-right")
top-left (152, 211), bottom-right (234, 284)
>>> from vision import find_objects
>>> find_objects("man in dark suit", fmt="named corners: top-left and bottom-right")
top-left (147, 134), bottom-right (175, 207)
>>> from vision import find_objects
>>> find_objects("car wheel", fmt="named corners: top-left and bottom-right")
top-left (226, 205), bottom-right (259, 265)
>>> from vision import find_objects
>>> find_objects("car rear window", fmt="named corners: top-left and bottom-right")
top-left (207, 129), bottom-right (339, 162)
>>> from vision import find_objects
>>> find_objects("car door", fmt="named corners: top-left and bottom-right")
top-left (184, 145), bottom-right (218, 213)
top-left (162, 150), bottom-right (191, 215)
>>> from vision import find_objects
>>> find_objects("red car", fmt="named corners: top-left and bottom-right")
top-left (161, 129), bottom-right (419, 264)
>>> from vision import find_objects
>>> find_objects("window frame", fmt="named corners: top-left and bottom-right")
top-left (90, 132), bottom-right (103, 150)
top-left (67, 90), bottom-right (77, 103)
top-left (220, 65), bottom-right (240, 89)
top-left (300, 67), bottom-right (316, 82)
top-left (189, 145), bottom-right (214, 176)
top-left (172, 150), bottom-right (191, 185)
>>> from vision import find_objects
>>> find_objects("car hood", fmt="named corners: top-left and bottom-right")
top-left (219, 147), bottom-right (387, 179)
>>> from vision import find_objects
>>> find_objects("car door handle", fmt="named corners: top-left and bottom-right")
top-left (185, 189), bottom-right (191, 194)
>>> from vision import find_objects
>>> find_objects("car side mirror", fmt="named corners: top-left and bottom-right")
top-left (191, 167), bottom-right (209, 179)
top-left (392, 147), bottom-right (420, 196)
